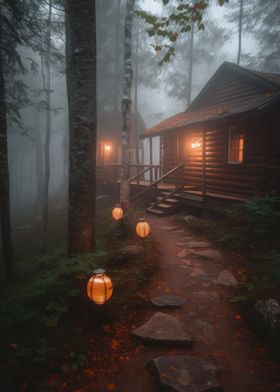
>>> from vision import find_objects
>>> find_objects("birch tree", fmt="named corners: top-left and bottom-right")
top-left (120, 0), bottom-right (135, 211)
top-left (66, 0), bottom-right (97, 255)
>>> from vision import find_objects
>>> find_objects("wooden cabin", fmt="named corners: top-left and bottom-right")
top-left (140, 62), bottom-right (280, 213)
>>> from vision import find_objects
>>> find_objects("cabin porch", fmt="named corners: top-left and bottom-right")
top-left (97, 162), bottom-right (249, 215)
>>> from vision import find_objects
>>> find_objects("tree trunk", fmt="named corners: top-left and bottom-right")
top-left (120, 0), bottom-right (135, 211)
top-left (41, 0), bottom-right (52, 252)
top-left (237, 0), bottom-right (244, 65)
top-left (187, 20), bottom-right (194, 108)
top-left (66, 0), bottom-right (97, 256)
top-left (35, 130), bottom-right (44, 216)
top-left (134, 18), bottom-right (140, 166)
top-left (113, 0), bottom-right (122, 114)
top-left (0, 24), bottom-right (14, 280)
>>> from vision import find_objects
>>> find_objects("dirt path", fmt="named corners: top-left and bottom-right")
top-left (115, 214), bottom-right (280, 392)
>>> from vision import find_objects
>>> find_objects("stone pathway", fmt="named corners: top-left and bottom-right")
top-left (115, 215), bottom-right (280, 392)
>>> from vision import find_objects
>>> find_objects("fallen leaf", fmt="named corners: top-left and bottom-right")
top-left (234, 314), bottom-right (242, 320)
top-left (9, 343), bottom-right (17, 349)
top-left (107, 383), bottom-right (116, 390)
top-left (111, 339), bottom-right (120, 350)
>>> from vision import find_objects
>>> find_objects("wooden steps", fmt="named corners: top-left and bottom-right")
top-left (147, 190), bottom-right (181, 216)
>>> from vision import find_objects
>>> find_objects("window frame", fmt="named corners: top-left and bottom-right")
top-left (227, 126), bottom-right (245, 165)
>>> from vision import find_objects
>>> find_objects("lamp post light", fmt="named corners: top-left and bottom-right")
top-left (87, 269), bottom-right (113, 305)
top-left (112, 205), bottom-right (124, 221)
top-left (136, 218), bottom-right (151, 257)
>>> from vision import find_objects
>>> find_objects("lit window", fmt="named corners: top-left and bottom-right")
top-left (228, 128), bottom-right (244, 164)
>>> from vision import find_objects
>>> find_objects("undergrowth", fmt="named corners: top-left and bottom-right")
top-left (0, 206), bottom-right (158, 391)
top-left (185, 196), bottom-right (280, 304)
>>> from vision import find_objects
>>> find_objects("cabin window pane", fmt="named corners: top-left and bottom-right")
top-left (228, 129), bottom-right (244, 164)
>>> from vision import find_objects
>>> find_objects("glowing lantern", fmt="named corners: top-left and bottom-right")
top-left (136, 218), bottom-right (150, 239)
top-left (87, 269), bottom-right (113, 305)
top-left (112, 205), bottom-right (123, 221)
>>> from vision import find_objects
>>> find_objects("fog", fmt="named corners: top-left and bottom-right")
top-left (2, 0), bottom-right (279, 229)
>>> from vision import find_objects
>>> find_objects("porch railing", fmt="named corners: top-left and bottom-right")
top-left (97, 163), bottom-right (161, 185)
top-left (130, 162), bottom-right (185, 202)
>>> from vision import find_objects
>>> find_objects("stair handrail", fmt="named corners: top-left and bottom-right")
top-left (129, 166), bottom-right (153, 183)
top-left (130, 161), bottom-right (185, 202)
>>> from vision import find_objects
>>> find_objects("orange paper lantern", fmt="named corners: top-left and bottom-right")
top-left (112, 205), bottom-right (124, 221)
top-left (87, 269), bottom-right (113, 305)
top-left (136, 218), bottom-right (150, 239)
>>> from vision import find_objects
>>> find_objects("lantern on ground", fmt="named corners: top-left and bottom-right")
top-left (87, 269), bottom-right (113, 305)
top-left (136, 218), bottom-right (150, 239)
top-left (112, 205), bottom-right (124, 221)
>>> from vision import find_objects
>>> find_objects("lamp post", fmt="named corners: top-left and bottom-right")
top-left (112, 204), bottom-right (124, 221)
top-left (136, 218), bottom-right (150, 257)
top-left (87, 269), bottom-right (113, 305)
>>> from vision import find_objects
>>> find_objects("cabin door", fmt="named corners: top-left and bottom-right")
top-left (178, 131), bottom-right (204, 191)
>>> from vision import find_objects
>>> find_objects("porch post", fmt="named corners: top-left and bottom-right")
top-left (149, 136), bottom-right (153, 184)
top-left (202, 129), bottom-right (206, 198)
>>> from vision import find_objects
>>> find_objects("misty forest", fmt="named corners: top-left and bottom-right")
top-left (1, 0), bottom-right (280, 391)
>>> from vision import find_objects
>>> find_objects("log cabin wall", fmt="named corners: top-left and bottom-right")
top-left (203, 115), bottom-right (268, 199)
top-left (161, 109), bottom-right (278, 199)
top-left (266, 107), bottom-right (280, 195)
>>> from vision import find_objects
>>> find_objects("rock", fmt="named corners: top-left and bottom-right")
top-left (181, 259), bottom-right (192, 266)
top-left (164, 225), bottom-right (180, 231)
top-left (214, 270), bottom-right (238, 287)
top-left (190, 267), bottom-right (207, 278)
top-left (132, 312), bottom-right (193, 347)
top-left (151, 295), bottom-right (185, 308)
top-left (184, 215), bottom-right (197, 224)
top-left (177, 249), bottom-right (189, 258)
top-left (190, 249), bottom-right (222, 262)
top-left (186, 241), bottom-right (211, 249)
top-left (254, 298), bottom-right (280, 349)
top-left (146, 355), bottom-right (221, 392)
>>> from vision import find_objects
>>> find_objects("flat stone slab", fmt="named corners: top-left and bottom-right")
top-left (163, 226), bottom-right (180, 231)
top-left (214, 270), bottom-right (238, 287)
top-left (190, 267), bottom-right (207, 278)
top-left (132, 312), bottom-right (193, 347)
top-left (189, 249), bottom-right (222, 261)
top-left (151, 295), bottom-right (185, 308)
top-left (181, 259), bottom-right (192, 266)
top-left (146, 355), bottom-right (221, 392)
top-left (186, 241), bottom-right (211, 249)
top-left (177, 249), bottom-right (189, 258)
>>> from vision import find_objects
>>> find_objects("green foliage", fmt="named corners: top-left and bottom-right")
top-left (136, 0), bottom-right (227, 65)
top-left (186, 197), bottom-right (280, 305)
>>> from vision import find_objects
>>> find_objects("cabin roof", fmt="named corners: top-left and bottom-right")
top-left (98, 110), bottom-right (146, 137)
top-left (142, 62), bottom-right (280, 138)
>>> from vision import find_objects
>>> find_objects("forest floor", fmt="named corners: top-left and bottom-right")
top-left (1, 208), bottom-right (280, 392)
top-left (58, 213), bottom-right (280, 392)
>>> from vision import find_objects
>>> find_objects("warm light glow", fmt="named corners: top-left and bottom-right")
top-left (87, 269), bottom-right (113, 305)
top-left (104, 144), bottom-right (111, 152)
top-left (191, 141), bottom-right (201, 149)
top-left (136, 218), bottom-right (150, 239)
top-left (112, 205), bottom-right (123, 221)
